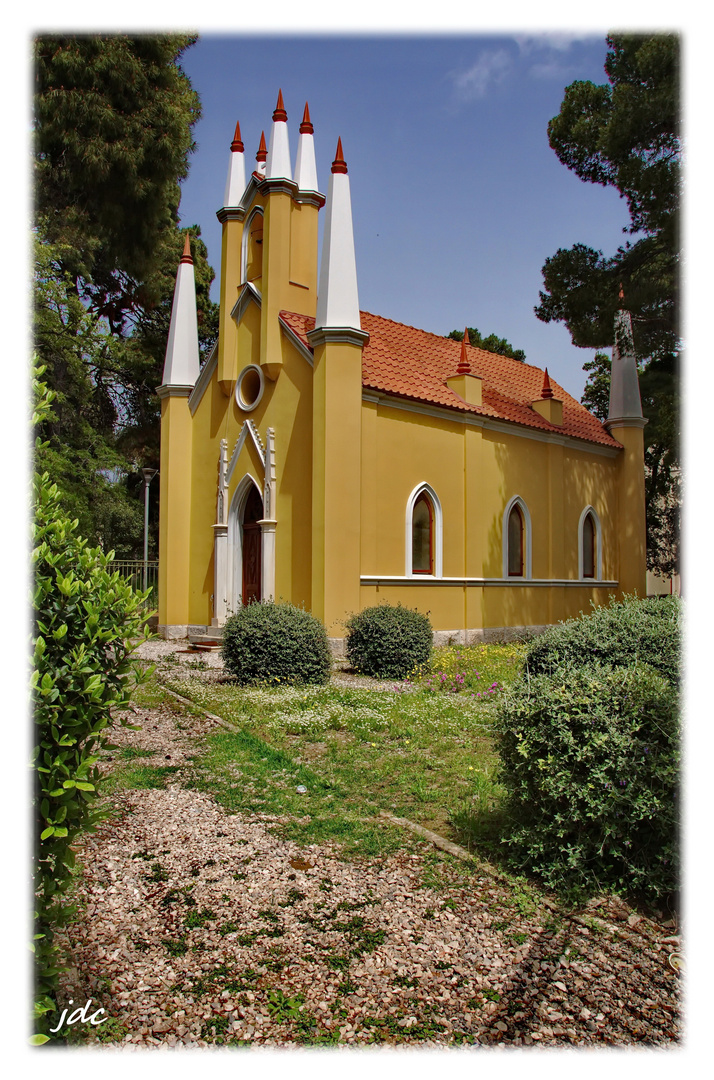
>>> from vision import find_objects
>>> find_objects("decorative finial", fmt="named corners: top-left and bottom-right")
top-left (456, 328), bottom-right (472, 375)
top-left (180, 233), bottom-right (193, 264)
top-left (256, 131), bottom-right (267, 163)
top-left (230, 120), bottom-right (244, 153)
top-left (541, 368), bottom-right (554, 399)
top-left (273, 89), bottom-right (287, 122)
top-left (331, 137), bottom-right (348, 174)
top-left (299, 102), bottom-right (314, 134)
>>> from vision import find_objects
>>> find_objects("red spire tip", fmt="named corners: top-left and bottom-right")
top-left (331, 137), bottom-right (348, 174)
top-left (256, 130), bottom-right (267, 163)
top-left (273, 89), bottom-right (287, 122)
top-left (299, 101), bottom-right (314, 135)
top-left (180, 233), bottom-right (193, 265)
top-left (541, 368), bottom-right (554, 399)
top-left (456, 328), bottom-right (472, 375)
top-left (230, 120), bottom-right (244, 153)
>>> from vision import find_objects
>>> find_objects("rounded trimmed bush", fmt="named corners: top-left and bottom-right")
top-left (496, 662), bottom-right (680, 903)
top-left (344, 603), bottom-right (432, 679)
top-left (524, 594), bottom-right (681, 687)
top-left (221, 600), bottom-right (331, 686)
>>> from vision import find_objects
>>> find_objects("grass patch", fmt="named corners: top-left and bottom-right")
top-left (165, 642), bottom-right (524, 861)
top-left (105, 763), bottom-right (181, 792)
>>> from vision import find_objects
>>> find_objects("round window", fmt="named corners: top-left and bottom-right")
top-left (236, 365), bottom-right (264, 412)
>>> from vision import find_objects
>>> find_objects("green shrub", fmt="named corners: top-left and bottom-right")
top-left (495, 663), bottom-right (679, 903)
top-left (524, 594), bottom-right (681, 687)
top-left (221, 601), bottom-right (331, 686)
top-left (344, 603), bottom-right (432, 679)
top-left (31, 373), bottom-right (150, 1042)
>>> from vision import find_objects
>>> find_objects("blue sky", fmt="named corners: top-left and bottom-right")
top-left (177, 33), bottom-right (631, 400)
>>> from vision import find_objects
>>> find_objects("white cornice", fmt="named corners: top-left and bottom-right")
top-left (216, 207), bottom-right (245, 223)
top-left (361, 390), bottom-right (620, 457)
top-left (157, 384), bottom-right (193, 399)
top-left (294, 190), bottom-right (326, 208)
top-left (360, 576), bottom-right (619, 588)
top-left (307, 327), bottom-right (369, 349)
top-left (605, 416), bottom-right (648, 430)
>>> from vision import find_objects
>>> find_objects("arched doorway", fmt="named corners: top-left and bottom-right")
top-left (241, 485), bottom-right (263, 604)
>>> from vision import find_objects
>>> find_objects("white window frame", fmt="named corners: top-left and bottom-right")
top-left (578, 505), bottom-right (603, 581)
top-left (241, 207), bottom-right (264, 284)
top-left (502, 495), bottom-right (532, 580)
top-left (405, 482), bottom-right (443, 578)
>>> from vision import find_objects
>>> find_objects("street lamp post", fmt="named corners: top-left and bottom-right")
top-left (141, 468), bottom-right (158, 592)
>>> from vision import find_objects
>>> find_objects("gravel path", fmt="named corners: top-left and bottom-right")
top-left (56, 645), bottom-right (682, 1049)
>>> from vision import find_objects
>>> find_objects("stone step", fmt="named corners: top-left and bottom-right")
top-left (188, 630), bottom-right (224, 651)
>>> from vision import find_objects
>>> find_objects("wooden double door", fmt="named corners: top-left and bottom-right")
top-left (241, 486), bottom-right (263, 605)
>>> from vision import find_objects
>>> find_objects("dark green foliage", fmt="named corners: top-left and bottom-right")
top-left (496, 663), bottom-right (679, 902)
top-left (537, 35), bottom-right (681, 579)
top-left (447, 327), bottom-right (525, 362)
top-left (34, 34), bottom-right (201, 321)
top-left (524, 595), bottom-right (681, 687)
top-left (221, 601), bottom-right (332, 686)
top-left (33, 35), bottom-right (219, 557)
top-left (344, 604), bottom-right (432, 679)
top-left (31, 372), bottom-right (150, 1042)
top-left (535, 34), bottom-right (680, 361)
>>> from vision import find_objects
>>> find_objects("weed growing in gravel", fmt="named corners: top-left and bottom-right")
top-left (184, 908), bottom-right (215, 929)
top-left (163, 937), bottom-right (188, 956)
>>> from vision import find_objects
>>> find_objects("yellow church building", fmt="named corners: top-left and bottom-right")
top-left (157, 91), bottom-right (646, 649)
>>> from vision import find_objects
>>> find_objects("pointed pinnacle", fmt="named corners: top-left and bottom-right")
top-left (456, 328), bottom-right (471, 374)
top-left (256, 131), bottom-right (267, 162)
top-left (230, 120), bottom-right (244, 152)
top-left (180, 233), bottom-right (193, 264)
top-left (331, 137), bottom-right (348, 174)
top-left (273, 89), bottom-right (287, 122)
top-left (299, 101), bottom-right (314, 134)
top-left (541, 368), bottom-right (554, 399)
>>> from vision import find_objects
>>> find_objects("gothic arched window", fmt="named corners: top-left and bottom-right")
top-left (412, 491), bottom-right (434, 574)
top-left (582, 511), bottom-right (596, 579)
top-left (507, 503), bottom-right (524, 577)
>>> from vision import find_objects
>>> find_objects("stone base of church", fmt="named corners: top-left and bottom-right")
top-left (329, 625), bottom-right (549, 656)
top-left (159, 623), bottom-right (551, 651)
top-left (158, 624), bottom-right (213, 640)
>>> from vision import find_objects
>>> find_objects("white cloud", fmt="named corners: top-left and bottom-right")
top-left (452, 48), bottom-right (512, 101)
top-left (513, 32), bottom-right (597, 54)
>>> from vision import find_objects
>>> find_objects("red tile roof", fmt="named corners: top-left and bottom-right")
top-left (279, 309), bottom-right (620, 449)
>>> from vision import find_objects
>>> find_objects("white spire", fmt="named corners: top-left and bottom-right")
top-left (265, 89), bottom-right (292, 181)
top-left (608, 286), bottom-right (643, 421)
top-left (161, 235), bottom-right (200, 388)
top-left (294, 102), bottom-right (319, 192)
top-left (222, 120), bottom-right (246, 207)
top-left (315, 138), bottom-right (361, 331)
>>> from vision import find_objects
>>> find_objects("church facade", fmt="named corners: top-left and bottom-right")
top-left (157, 92), bottom-right (647, 647)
